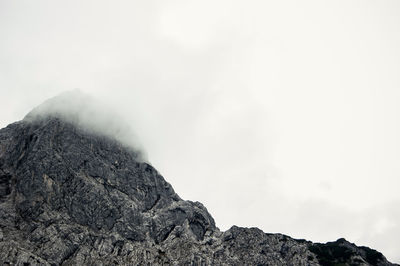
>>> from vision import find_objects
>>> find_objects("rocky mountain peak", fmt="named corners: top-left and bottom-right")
top-left (0, 95), bottom-right (397, 265)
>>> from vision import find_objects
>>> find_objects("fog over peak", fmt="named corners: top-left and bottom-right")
top-left (1, 0), bottom-right (400, 262)
top-left (25, 90), bottom-right (146, 161)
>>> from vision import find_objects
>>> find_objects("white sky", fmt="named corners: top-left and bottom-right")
top-left (1, 0), bottom-right (399, 262)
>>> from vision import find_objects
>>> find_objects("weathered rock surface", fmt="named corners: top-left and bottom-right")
top-left (0, 100), bottom-right (397, 265)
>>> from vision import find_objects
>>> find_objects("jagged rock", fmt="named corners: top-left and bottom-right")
top-left (0, 96), bottom-right (397, 265)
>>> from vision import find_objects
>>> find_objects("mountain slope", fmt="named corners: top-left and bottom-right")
top-left (0, 98), bottom-right (397, 265)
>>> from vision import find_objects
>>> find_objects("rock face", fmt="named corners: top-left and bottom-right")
top-left (0, 100), bottom-right (397, 265)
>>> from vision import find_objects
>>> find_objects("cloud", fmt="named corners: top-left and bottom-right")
top-left (1, 0), bottom-right (400, 263)
top-left (25, 89), bottom-right (146, 161)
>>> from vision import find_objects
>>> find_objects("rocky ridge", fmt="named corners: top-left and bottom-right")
top-left (0, 99), bottom-right (397, 265)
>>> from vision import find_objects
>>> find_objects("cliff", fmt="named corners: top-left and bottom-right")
top-left (0, 96), bottom-right (396, 265)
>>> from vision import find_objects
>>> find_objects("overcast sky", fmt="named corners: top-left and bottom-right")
top-left (1, 0), bottom-right (400, 262)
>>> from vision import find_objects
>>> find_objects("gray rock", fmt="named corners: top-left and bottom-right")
top-left (0, 103), bottom-right (397, 265)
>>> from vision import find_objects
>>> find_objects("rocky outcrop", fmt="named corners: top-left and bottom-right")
top-left (0, 99), bottom-right (397, 265)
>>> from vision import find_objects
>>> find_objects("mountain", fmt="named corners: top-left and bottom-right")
top-left (0, 94), bottom-right (397, 265)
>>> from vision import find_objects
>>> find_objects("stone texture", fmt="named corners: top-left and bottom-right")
top-left (0, 107), bottom-right (397, 265)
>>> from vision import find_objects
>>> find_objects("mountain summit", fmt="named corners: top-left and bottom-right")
top-left (0, 95), bottom-right (397, 265)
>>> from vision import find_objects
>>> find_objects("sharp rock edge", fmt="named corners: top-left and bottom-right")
top-left (0, 95), bottom-right (397, 265)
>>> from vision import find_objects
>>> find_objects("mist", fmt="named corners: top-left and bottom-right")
top-left (24, 89), bottom-right (147, 160)
top-left (1, 0), bottom-right (400, 262)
